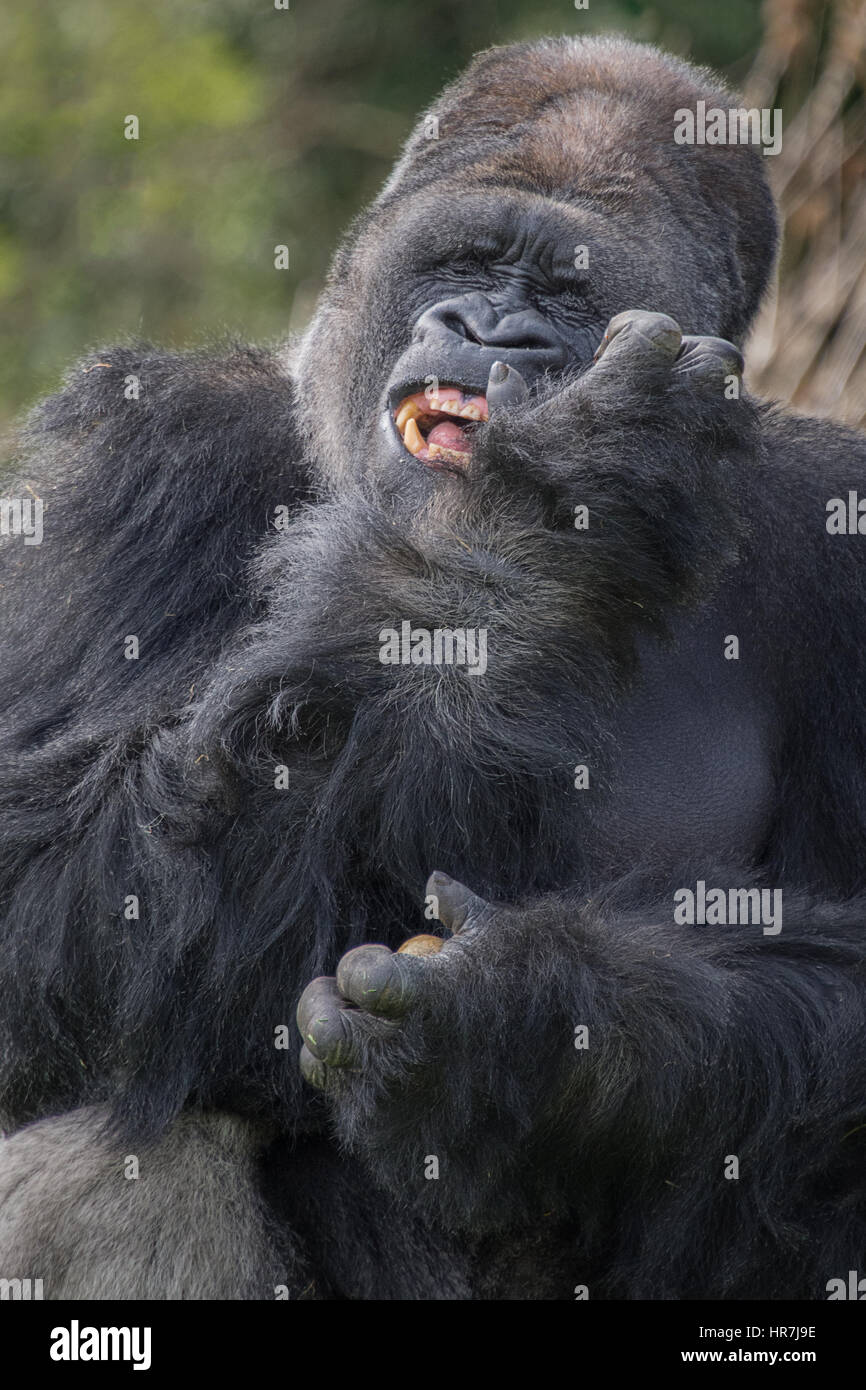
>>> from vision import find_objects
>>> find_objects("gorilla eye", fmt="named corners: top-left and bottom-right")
top-left (446, 250), bottom-right (492, 278)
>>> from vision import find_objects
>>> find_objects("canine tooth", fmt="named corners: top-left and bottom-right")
top-left (403, 417), bottom-right (425, 455)
top-left (395, 401), bottom-right (420, 431)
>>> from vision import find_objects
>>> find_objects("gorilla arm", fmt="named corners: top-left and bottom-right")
top-left (298, 873), bottom-right (866, 1295)
top-left (0, 343), bottom-right (307, 746)
top-left (0, 343), bottom-right (308, 1130)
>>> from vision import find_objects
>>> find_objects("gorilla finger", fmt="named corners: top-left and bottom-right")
top-left (296, 976), bottom-right (361, 1065)
top-left (592, 311), bottom-right (682, 369)
top-left (426, 870), bottom-right (490, 934)
top-left (487, 361), bottom-right (530, 412)
top-left (336, 943), bottom-right (423, 1017)
top-left (299, 1043), bottom-right (337, 1091)
top-left (673, 335), bottom-right (743, 389)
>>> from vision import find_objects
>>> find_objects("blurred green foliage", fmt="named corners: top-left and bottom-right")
top-left (0, 0), bottom-right (766, 427)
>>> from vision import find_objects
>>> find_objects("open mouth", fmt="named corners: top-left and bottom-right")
top-left (392, 386), bottom-right (489, 470)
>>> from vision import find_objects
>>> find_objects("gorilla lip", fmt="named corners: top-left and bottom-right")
top-left (392, 386), bottom-right (489, 470)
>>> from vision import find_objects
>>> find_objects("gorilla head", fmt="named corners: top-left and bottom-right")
top-left (293, 35), bottom-right (777, 493)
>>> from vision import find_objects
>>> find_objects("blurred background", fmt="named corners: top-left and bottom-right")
top-left (0, 0), bottom-right (863, 432)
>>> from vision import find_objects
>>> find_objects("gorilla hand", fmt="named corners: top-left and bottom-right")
top-left (486, 309), bottom-right (745, 458)
top-left (297, 871), bottom-right (490, 1090)
top-left (480, 310), bottom-right (754, 626)
top-left (296, 871), bottom-right (582, 1226)
top-left (484, 310), bottom-right (742, 417)
top-left (591, 309), bottom-right (743, 385)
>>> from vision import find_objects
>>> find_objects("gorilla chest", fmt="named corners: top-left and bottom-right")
top-left (364, 606), bottom-right (777, 896)
top-left (589, 617), bottom-right (776, 876)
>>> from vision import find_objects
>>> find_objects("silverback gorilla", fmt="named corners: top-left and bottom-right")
top-left (1, 35), bottom-right (866, 1302)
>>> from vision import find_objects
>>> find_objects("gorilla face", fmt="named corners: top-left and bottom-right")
top-left (295, 187), bottom-right (627, 495)
top-left (292, 36), bottom-right (777, 495)
top-left (378, 194), bottom-right (591, 477)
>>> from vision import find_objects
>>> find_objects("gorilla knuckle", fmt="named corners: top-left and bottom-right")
top-left (596, 311), bottom-right (683, 364)
top-left (676, 334), bottom-right (744, 374)
top-left (336, 945), bottom-right (418, 1016)
top-left (299, 1043), bottom-right (333, 1089)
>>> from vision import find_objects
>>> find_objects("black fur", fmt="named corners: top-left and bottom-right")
top-left (1, 35), bottom-right (865, 1300)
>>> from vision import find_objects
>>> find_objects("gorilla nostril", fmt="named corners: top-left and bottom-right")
top-left (445, 315), bottom-right (483, 346)
top-left (501, 326), bottom-right (559, 353)
top-left (415, 295), bottom-right (565, 363)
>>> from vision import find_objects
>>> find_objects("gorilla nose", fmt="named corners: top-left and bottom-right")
top-left (412, 292), bottom-right (568, 382)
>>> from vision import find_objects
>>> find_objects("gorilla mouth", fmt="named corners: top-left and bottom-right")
top-left (392, 386), bottom-right (489, 470)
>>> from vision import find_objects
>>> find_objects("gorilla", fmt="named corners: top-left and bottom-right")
top-left (1, 35), bottom-right (866, 1302)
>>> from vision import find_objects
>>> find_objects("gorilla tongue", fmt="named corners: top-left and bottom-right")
top-left (426, 420), bottom-right (468, 452)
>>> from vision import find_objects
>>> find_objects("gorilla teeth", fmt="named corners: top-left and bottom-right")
top-left (394, 389), bottom-right (489, 462)
top-left (395, 400), bottom-right (421, 433)
top-left (427, 443), bottom-right (471, 465)
top-left (403, 417), bottom-right (425, 455)
top-left (425, 393), bottom-right (488, 422)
